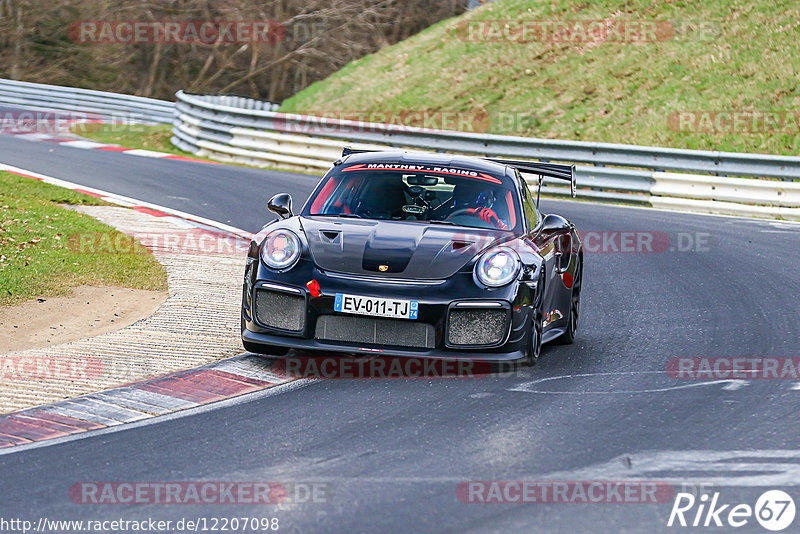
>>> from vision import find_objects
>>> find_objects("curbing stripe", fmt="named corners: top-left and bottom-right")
top-left (99, 387), bottom-right (198, 411)
top-left (92, 392), bottom-right (175, 415)
top-left (62, 398), bottom-right (151, 423)
top-left (0, 432), bottom-right (32, 445)
top-left (164, 154), bottom-right (220, 164)
top-left (122, 148), bottom-right (176, 158)
top-left (8, 131), bottom-right (213, 164)
top-left (212, 356), bottom-right (294, 383)
top-left (41, 405), bottom-right (126, 427)
top-left (72, 188), bottom-right (104, 198)
top-left (132, 206), bottom-right (171, 217)
top-left (0, 355), bottom-right (297, 450)
top-left (0, 418), bottom-right (70, 441)
top-left (58, 140), bottom-right (111, 149)
top-left (210, 369), bottom-right (274, 388)
top-left (137, 378), bottom-right (229, 404)
top-left (13, 414), bottom-right (91, 434)
top-left (173, 371), bottom-right (263, 397)
top-left (28, 410), bottom-right (105, 431)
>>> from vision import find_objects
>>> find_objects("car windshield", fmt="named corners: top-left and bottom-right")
top-left (304, 163), bottom-right (520, 231)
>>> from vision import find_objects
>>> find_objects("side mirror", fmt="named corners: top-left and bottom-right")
top-left (539, 213), bottom-right (570, 234)
top-left (267, 193), bottom-right (292, 219)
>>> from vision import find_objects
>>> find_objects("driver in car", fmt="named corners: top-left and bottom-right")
top-left (449, 184), bottom-right (508, 230)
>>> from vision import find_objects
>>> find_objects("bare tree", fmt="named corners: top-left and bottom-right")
top-left (0, 0), bottom-right (468, 101)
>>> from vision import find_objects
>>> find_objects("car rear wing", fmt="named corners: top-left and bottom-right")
top-left (341, 146), bottom-right (378, 157)
top-left (484, 158), bottom-right (577, 199)
top-left (339, 147), bottom-right (577, 203)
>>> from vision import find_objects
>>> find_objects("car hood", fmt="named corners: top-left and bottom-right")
top-left (300, 216), bottom-right (507, 279)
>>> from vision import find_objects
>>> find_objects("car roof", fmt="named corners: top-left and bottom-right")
top-left (340, 150), bottom-right (514, 178)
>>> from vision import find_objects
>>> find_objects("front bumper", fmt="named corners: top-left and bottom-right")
top-left (242, 259), bottom-right (537, 362)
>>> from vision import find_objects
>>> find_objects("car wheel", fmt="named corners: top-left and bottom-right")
top-left (524, 268), bottom-right (545, 366)
top-left (556, 255), bottom-right (581, 345)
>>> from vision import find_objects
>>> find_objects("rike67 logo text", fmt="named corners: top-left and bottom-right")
top-left (668, 490), bottom-right (796, 531)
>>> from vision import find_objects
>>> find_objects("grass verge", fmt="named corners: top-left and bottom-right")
top-left (0, 171), bottom-right (167, 307)
top-left (281, 0), bottom-right (800, 156)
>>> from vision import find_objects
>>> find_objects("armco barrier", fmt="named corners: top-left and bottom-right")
top-left (172, 91), bottom-right (800, 221)
top-left (3, 80), bottom-right (797, 221)
top-left (0, 79), bottom-right (174, 124)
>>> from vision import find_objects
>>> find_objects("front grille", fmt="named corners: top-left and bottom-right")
top-left (254, 288), bottom-right (305, 331)
top-left (447, 308), bottom-right (507, 346)
top-left (315, 315), bottom-right (435, 349)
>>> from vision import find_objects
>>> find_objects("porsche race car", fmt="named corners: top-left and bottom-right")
top-left (241, 148), bottom-right (582, 365)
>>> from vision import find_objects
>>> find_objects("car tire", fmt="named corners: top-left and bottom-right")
top-left (555, 255), bottom-right (581, 345)
top-left (524, 267), bottom-right (545, 366)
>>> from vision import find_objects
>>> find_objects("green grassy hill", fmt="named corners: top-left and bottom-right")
top-left (280, 0), bottom-right (800, 156)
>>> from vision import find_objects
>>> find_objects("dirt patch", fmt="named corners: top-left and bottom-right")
top-left (0, 285), bottom-right (167, 354)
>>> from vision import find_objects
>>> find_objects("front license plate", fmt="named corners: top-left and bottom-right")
top-left (334, 293), bottom-right (418, 320)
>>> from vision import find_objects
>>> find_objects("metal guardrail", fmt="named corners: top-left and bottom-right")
top-left (174, 91), bottom-right (800, 180)
top-left (172, 91), bottom-right (800, 220)
top-left (4, 79), bottom-right (795, 219)
top-left (0, 79), bottom-right (175, 124)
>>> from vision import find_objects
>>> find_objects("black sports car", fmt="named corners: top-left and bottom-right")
top-left (241, 148), bottom-right (582, 365)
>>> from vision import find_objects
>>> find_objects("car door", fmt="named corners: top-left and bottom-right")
top-left (519, 174), bottom-right (572, 328)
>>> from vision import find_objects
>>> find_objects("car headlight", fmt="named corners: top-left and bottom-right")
top-left (475, 247), bottom-right (520, 287)
top-left (261, 230), bottom-right (301, 270)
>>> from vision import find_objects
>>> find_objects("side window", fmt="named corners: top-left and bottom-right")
top-left (517, 171), bottom-right (540, 230)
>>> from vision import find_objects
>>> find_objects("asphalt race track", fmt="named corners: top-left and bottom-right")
top-left (1, 133), bottom-right (800, 532)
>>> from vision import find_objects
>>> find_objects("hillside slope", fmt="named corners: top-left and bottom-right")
top-left (280, 0), bottom-right (800, 156)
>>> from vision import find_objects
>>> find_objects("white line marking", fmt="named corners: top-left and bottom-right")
top-left (121, 148), bottom-right (171, 158)
top-left (509, 371), bottom-right (750, 394)
top-left (534, 450), bottom-right (800, 487)
top-left (721, 380), bottom-right (750, 391)
top-left (14, 133), bottom-right (58, 140)
top-left (58, 140), bottom-right (112, 149)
